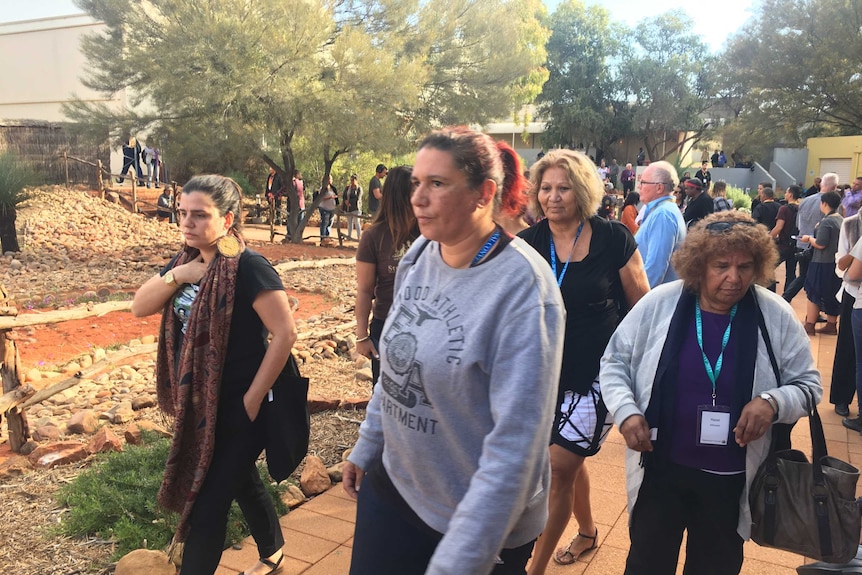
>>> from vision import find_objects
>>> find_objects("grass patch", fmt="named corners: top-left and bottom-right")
top-left (55, 432), bottom-right (288, 559)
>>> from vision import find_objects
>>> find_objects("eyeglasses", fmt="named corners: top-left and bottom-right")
top-left (705, 221), bottom-right (757, 232)
top-left (639, 181), bottom-right (671, 187)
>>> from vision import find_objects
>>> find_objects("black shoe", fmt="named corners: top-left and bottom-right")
top-left (816, 315), bottom-right (828, 323)
top-left (836, 403), bottom-right (850, 417)
top-left (842, 416), bottom-right (862, 432)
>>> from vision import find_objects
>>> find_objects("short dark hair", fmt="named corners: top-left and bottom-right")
top-left (787, 185), bottom-right (802, 199)
top-left (761, 187), bottom-right (774, 199)
top-left (375, 163), bottom-right (387, 174)
top-left (821, 190), bottom-right (841, 210)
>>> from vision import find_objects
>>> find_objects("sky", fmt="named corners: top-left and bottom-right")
top-left (3, 0), bottom-right (756, 53)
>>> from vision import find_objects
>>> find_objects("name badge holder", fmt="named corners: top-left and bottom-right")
top-left (694, 300), bottom-right (737, 448)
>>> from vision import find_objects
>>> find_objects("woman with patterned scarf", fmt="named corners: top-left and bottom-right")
top-left (132, 174), bottom-right (297, 575)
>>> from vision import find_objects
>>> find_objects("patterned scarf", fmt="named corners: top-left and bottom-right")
top-left (155, 233), bottom-right (244, 541)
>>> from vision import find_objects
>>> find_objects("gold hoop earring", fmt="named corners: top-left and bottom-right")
top-left (217, 235), bottom-right (241, 257)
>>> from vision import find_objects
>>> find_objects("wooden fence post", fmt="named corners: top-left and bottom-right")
top-left (1, 329), bottom-right (28, 452)
top-left (131, 178), bottom-right (137, 213)
top-left (63, 152), bottom-right (70, 188)
top-left (97, 159), bottom-right (104, 198)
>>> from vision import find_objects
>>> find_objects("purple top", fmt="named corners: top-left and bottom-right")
top-left (843, 189), bottom-right (862, 218)
top-left (669, 309), bottom-right (746, 473)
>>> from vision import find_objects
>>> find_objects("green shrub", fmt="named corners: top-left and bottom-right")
top-left (0, 152), bottom-right (34, 216)
top-left (725, 185), bottom-right (752, 210)
top-left (56, 432), bottom-right (288, 559)
top-left (227, 171), bottom-right (257, 197)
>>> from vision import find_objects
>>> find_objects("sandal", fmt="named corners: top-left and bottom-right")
top-left (552, 528), bottom-right (598, 565)
top-left (239, 551), bottom-right (284, 575)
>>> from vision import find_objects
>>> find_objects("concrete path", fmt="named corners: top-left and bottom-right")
top-left (217, 289), bottom-right (851, 575)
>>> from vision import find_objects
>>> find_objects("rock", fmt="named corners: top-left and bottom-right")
top-left (86, 426), bottom-right (123, 454)
top-left (9, 259), bottom-right (23, 270)
top-left (355, 368), bottom-right (374, 382)
top-left (300, 456), bottom-right (332, 496)
top-left (25, 367), bottom-right (42, 382)
top-left (79, 354), bottom-right (93, 368)
top-left (32, 424), bottom-right (62, 441)
top-left (281, 484), bottom-right (306, 508)
top-left (66, 410), bottom-right (98, 434)
top-left (140, 334), bottom-right (156, 345)
top-left (124, 423), bottom-right (142, 445)
top-left (28, 442), bottom-right (89, 468)
top-left (0, 455), bottom-right (31, 478)
top-left (112, 401), bottom-right (136, 424)
top-left (340, 397), bottom-right (370, 410)
top-left (308, 396), bottom-right (340, 414)
top-left (115, 549), bottom-right (177, 575)
top-left (63, 361), bottom-right (82, 374)
top-left (137, 419), bottom-right (171, 438)
top-left (93, 347), bottom-right (107, 362)
top-left (327, 461), bottom-right (344, 483)
top-left (131, 395), bottom-right (156, 410)
top-left (19, 440), bottom-right (38, 455)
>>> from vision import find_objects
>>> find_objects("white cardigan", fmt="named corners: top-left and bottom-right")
top-left (600, 281), bottom-right (822, 539)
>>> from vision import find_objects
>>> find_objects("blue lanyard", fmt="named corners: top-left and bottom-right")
top-left (695, 300), bottom-right (738, 406)
top-left (471, 229), bottom-right (501, 267)
top-left (549, 222), bottom-right (584, 287)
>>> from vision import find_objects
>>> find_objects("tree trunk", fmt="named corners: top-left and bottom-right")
top-left (0, 211), bottom-right (20, 253)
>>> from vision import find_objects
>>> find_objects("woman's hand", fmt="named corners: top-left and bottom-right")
top-left (243, 392), bottom-right (262, 422)
top-left (174, 257), bottom-right (208, 284)
top-left (342, 461), bottom-right (365, 500)
top-left (800, 235), bottom-right (811, 244)
top-left (733, 398), bottom-right (775, 446)
top-left (620, 414), bottom-right (653, 452)
top-left (356, 338), bottom-right (379, 361)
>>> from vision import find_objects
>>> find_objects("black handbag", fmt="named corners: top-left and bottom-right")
top-left (262, 353), bottom-right (310, 482)
top-left (748, 308), bottom-right (860, 563)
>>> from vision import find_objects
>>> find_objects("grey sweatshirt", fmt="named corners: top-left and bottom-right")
top-left (349, 236), bottom-right (565, 575)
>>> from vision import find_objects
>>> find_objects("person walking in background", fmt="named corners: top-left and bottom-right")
top-left (292, 170), bottom-right (306, 226)
top-left (620, 163), bottom-right (636, 198)
top-left (264, 167), bottom-right (284, 225)
top-left (712, 181), bottom-right (733, 212)
top-left (609, 158), bottom-right (620, 189)
top-left (620, 191), bottom-right (640, 235)
top-left (342, 174), bottom-right (363, 241)
top-left (784, 173), bottom-right (836, 302)
top-left (682, 178), bottom-right (714, 228)
top-left (116, 135), bottom-right (144, 186)
top-left (798, 190), bottom-right (843, 335)
top-left (344, 127), bottom-right (565, 575)
top-left (694, 160), bottom-right (712, 192)
top-left (354, 166), bottom-right (419, 387)
top-left (841, 177), bottom-right (862, 217)
top-left (752, 187), bottom-right (780, 231)
top-left (317, 175), bottom-right (338, 244)
top-left (142, 143), bottom-right (157, 188)
top-left (519, 149), bottom-right (649, 574)
top-left (367, 164), bottom-right (387, 216)
top-left (634, 161), bottom-right (687, 287)
top-left (830, 211), bottom-right (862, 421)
top-left (769, 185), bottom-right (801, 294)
top-left (131, 175), bottom-right (298, 575)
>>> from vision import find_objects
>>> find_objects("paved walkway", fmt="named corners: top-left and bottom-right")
top-left (217, 292), bottom-right (851, 575)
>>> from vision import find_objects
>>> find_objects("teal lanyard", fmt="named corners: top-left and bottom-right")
top-left (695, 300), bottom-right (738, 406)
top-left (549, 222), bottom-right (584, 287)
top-left (470, 229), bottom-right (501, 267)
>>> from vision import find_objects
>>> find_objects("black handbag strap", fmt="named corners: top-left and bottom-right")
top-left (753, 289), bottom-right (832, 556)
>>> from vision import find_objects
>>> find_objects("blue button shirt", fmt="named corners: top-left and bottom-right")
top-left (635, 196), bottom-right (687, 287)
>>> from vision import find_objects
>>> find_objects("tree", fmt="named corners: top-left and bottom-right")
top-left (620, 12), bottom-right (715, 162)
top-left (66, 0), bottom-right (548, 242)
top-left (717, 0), bottom-right (862, 161)
top-left (0, 153), bottom-right (34, 253)
top-left (537, 0), bottom-right (630, 158)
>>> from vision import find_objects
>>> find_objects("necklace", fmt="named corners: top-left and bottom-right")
top-left (549, 221), bottom-right (584, 287)
top-left (470, 228), bottom-right (501, 267)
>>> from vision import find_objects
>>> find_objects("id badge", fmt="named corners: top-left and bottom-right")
top-left (697, 404), bottom-right (731, 446)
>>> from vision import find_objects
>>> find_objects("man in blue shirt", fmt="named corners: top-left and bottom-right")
top-left (634, 161), bottom-right (687, 287)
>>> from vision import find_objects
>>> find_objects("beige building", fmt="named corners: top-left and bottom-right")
top-left (805, 135), bottom-right (862, 188)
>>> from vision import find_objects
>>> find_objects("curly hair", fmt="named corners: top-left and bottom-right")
top-left (672, 211), bottom-right (777, 292)
top-left (528, 149), bottom-right (603, 220)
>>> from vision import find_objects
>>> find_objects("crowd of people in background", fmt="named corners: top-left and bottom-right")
top-left (138, 133), bottom-right (862, 575)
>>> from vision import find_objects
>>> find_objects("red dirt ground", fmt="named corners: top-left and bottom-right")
top-left (16, 241), bottom-right (355, 371)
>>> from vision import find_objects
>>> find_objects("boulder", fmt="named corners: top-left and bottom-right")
top-left (87, 426), bottom-right (124, 454)
top-left (308, 396), bottom-right (339, 414)
top-left (327, 461), bottom-right (344, 483)
top-left (0, 455), bottom-right (31, 478)
top-left (340, 397), bottom-right (370, 410)
top-left (32, 424), bottom-right (62, 442)
top-left (355, 368), bottom-right (374, 382)
top-left (131, 395), bottom-right (156, 410)
top-left (28, 442), bottom-right (89, 468)
top-left (281, 484), bottom-right (306, 508)
top-left (115, 549), bottom-right (177, 575)
top-left (300, 455), bottom-right (332, 496)
top-left (66, 410), bottom-right (98, 434)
